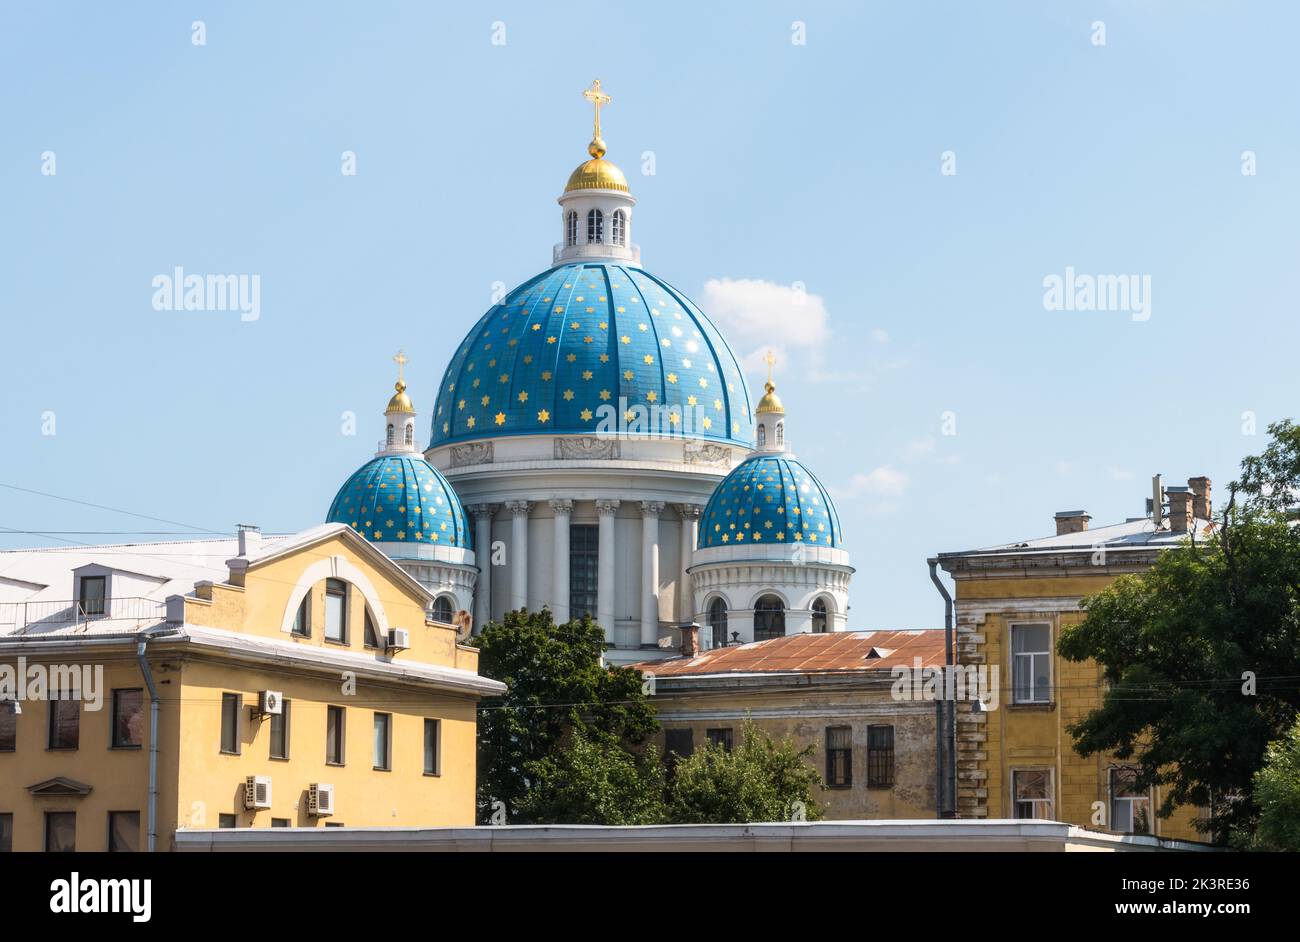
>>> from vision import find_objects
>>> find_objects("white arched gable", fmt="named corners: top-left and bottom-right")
top-left (279, 554), bottom-right (400, 640)
top-left (747, 588), bottom-right (790, 610)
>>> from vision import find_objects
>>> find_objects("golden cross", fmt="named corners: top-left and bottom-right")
top-left (764, 350), bottom-right (777, 384)
top-left (583, 79), bottom-right (611, 140)
top-left (393, 349), bottom-right (409, 383)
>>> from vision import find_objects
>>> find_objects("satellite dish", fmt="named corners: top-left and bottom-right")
top-left (453, 610), bottom-right (473, 642)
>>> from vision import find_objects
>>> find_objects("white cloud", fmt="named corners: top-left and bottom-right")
top-left (871, 328), bottom-right (890, 343)
top-left (700, 278), bottom-right (830, 375)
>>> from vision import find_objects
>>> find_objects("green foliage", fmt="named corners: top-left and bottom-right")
top-left (667, 721), bottom-right (825, 824)
top-left (514, 727), bottom-right (667, 825)
top-left (471, 608), bottom-right (658, 824)
top-left (1253, 715), bottom-right (1300, 851)
top-left (1058, 420), bottom-right (1300, 845)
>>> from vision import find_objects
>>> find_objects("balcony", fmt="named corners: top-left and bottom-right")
top-left (0, 596), bottom-right (168, 635)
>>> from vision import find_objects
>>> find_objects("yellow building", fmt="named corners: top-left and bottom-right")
top-left (934, 478), bottom-right (1213, 840)
top-left (636, 629), bottom-right (946, 820)
top-left (0, 523), bottom-right (503, 851)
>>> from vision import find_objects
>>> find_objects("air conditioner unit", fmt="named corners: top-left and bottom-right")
top-left (387, 627), bottom-right (410, 651)
top-left (258, 690), bottom-right (283, 715)
top-left (308, 782), bottom-right (335, 817)
top-left (244, 775), bottom-right (272, 810)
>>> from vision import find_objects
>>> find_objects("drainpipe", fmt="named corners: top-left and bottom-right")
top-left (928, 558), bottom-right (956, 819)
top-left (136, 625), bottom-right (172, 853)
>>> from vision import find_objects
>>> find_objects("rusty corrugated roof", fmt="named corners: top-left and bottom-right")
top-left (633, 630), bottom-right (946, 676)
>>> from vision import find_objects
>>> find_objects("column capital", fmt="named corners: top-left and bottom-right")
top-left (467, 503), bottom-right (499, 516)
top-left (596, 498), bottom-right (621, 515)
top-left (548, 499), bottom-right (575, 515)
top-left (505, 500), bottom-right (532, 517)
top-left (640, 500), bottom-right (665, 517)
top-left (676, 503), bottom-right (704, 519)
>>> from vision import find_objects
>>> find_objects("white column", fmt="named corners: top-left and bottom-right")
top-left (549, 499), bottom-right (573, 624)
top-left (469, 504), bottom-right (497, 632)
top-left (640, 501), bottom-right (664, 646)
top-left (596, 499), bottom-right (619, 644)
top-left (677, 504), bottom-right (702, 622)
top-left (505, 501), bottom-right (531, 611)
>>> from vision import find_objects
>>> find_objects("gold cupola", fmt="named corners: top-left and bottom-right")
top-left (564, 80), bottom-right (630, 193)
top-left (755, 352), bottom-right (785, 415)
top-left (386, 350), bottom-right (415, 415)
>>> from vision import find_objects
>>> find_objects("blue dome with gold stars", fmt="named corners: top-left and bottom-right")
top-left (699, 453), bottom-right (843, 550)
top-left (430, 262), bottom-right (753, 448)
top-left (326, 454), bottom-right (471, 551)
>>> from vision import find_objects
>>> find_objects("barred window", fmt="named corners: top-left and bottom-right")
top-left (569, 525), bottom-right (599, 618)
top-left (826, 726), bottom-right (852, 788)
top-left (866, 724), bottom-right (894, 788)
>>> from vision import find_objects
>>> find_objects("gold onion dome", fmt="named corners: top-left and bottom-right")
top-left (564, 79), bottom-right (629, 193)
top-left (756, 381), bottom-right (785, 415)
top-left (387, 380), bottom-right (415, 414)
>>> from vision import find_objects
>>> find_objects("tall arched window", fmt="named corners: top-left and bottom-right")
top-left (757, 425), bottom-right (766, 447)
top-left (611, 209), bottom-right (626, 246)
top-left (404, 423), bottom-right (414, 446)
top-left (431, 595), bottom-right (455, 624)
top-left (775, 422), bottom-right (784, 447)
top-left (754, 594), bottom-right (785, 641)
top-left (566, 211), bottom-right (578, 247)
top-left (386, 423), bottom-right (394, 446)
top-left (812, 597), bottom-right (829, 633)
top-left (708, 597), bottom-right (728, 649)
top-left (587, 209), bottom-right (604, 244)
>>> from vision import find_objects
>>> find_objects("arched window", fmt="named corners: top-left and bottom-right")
top-left (431, 595), bottom-right (455, 624)
top-left (611, 209), bottom-right (626, 246)
top-left (812, 597), bottom-right (828, 633)
top-left (404, 423), bottom-right (413, 446)
top-left (757, 425), bottom-right (766, 447)
top-left (708, 597), bottom-right (728, 649)
top-left (386, 423), bottom-right (394, 446)
top-left (754, 594), bottom-right (785, 641)
top-left (566, 211), bottom-right (578, 247)
top-left (775, 422), bottom-right (784, 447)
top-left (587, 209), bottom-right (604, 244)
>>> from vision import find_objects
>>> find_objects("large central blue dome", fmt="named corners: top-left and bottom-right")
top-left (430, 262), bottom-right (753, 448)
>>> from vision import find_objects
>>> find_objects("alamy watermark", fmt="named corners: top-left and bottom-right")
top-left (152, 267), bottom-right (260, 322)
top-left (1043, 266), bottom-right (1150, 322)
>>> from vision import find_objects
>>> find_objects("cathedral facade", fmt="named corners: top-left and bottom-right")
top-left (328, 83), bottom-right (853, 663)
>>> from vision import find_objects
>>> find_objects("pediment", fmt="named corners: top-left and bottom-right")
top-left (27, 776), bottom-right (93, 797)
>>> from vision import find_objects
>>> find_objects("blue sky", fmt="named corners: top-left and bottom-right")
top-left (2, 2), bottom-right (1297, 627)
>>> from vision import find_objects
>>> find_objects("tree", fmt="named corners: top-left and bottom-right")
top-left (471, 608), bottom-right (659, 824)
top-left (1253, 715), bottom-right (1300, 851)
top-left (514, 726), bottom-right (666, 825)
top-left (1058, 420), bottom-right (1300, 844)
top-left (667, 721), bottom-right (825, 824)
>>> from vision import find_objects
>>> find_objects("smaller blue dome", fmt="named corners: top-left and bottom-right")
top-left (699, 454), bottom-right (843, 550)
top-left (327, 454), bottom-right (470, 551)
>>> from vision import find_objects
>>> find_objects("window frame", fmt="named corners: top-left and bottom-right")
top-left (47, 693), bottom-right (80, 751)
top-left (707, 597), bottom-right (728, 649)
top-left (269, 698), bottom-right (291, 761)
top-left (0, 700), bottom-right (16, 752)
top-left (45, 811), bottom-right (76, 852)
top-left (110, 688), bottom-right (144, 749)
top-left (324, 578), bottom-right (348, 644)
top-left (866, 724), bottom-right (895, 789)
top-left (811, 597), bottom-right (829, 634)
top-left (0, 812), bottom-right (12, 853)
top-left (586, 208), bottom-right (603, 244)
top-left (611, 209), bottom-right (626, 246)
top-left (825, 725), bottom-right (853, 788)
top-left (78, 574), bottom-right (106, 616)
top-left (326, 704), bottom-right (346, 766)
top-left (107, 810), bottom-right (140, 852)
top-left (705, 727), bottom-right (733, 752)
top-left (291, 595), bottom-right (310, 637)
top-left (569, 524), bottom-right (599, 619)
top-left (1109, 766), bottom-right (1153, 834)
top-left (431, 595), bottom-right (455, 625)
top-left (363, 608), bottom-right (380, 648)
top-left (219, 692), bottom-right (241, 755)
top-left (753, 594), bottom-right (786, 641)
top-left (372, 712), bottom-right (392, 771)
top-left (1010, 621), bottom-right (1053, 704)
top-left (1011, 767), bottom-right (1055, 819)
top-left (424, 718), bottom-right (441, 776)
top-left (566, 211), bottom-right (578, 247)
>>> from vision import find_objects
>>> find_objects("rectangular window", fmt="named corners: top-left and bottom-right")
top-left (48, 694), bottom-right (79, 750)
top-left (664, 728), bottom-right (694, 761)
top-left (1110, 768), bottom-right (1152, 834)
top-left (373, 712), bottom-right (391, 770)
top-left (107, 811), bottom-right (139, 852)
top-left (79, 575), bottom-right (106, 616)
top-left (326, 705), bottom-right (345, 765)
top-left (45, 812), bottom-right (76, 852)
top-left (271, 818), bottom-right (290, 828)
top-left (325, 579), bottom-right (347, 643)
top-left (424, 719), bottom-right (440, 775)
top-left (220, 693), bottom-right (241, 754)
top-left (291, 596), bottom-right (310, 636)
top-left (1012, 623), bottom-right (1052, 703)
top-left (569, 524), bottom-right (599, 619)
top-left (1012, 769), bottom-right (1054, 819)
top-left (111, 688), bottom-right (144, 748)
top-left (324, 821), bottom-right (345, 827)
top-left (0, 813), bottom-right (11, 852)
top-left (0, 701), bottom-right (15, 752)
top-left (218, 814), bottom-right (236, 829)
top-left (706, 727), bottom-right (733, 751)
top-left (826, 725), bottom-right (853, 788)
top-left (270, 699), bottom-right (291, 760)
top-left (866, 725), bottom-right (895, 788)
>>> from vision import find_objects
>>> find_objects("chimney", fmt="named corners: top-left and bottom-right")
top-left (1166, 487), bottom-right (1193, 533)
top-left (679, 622), bottom-right (701, 657)
top-left (237, 523), bottom-right (262, 557)
top-left (1054, 510), bottom-right (1090, 536)
top-left (1188, 476), bottom-right (1212, 520)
